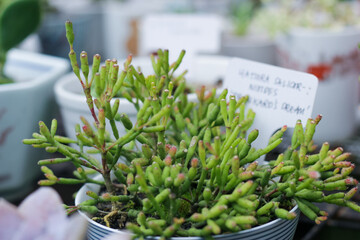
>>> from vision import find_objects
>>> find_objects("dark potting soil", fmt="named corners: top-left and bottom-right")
top-left (91, 183), bottom-right (132, 230)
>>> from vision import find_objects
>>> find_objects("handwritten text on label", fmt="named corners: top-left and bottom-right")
top-left (236, 67), bottom-right (315, 116)
top-left (223, 58), bottom-right (318, 151)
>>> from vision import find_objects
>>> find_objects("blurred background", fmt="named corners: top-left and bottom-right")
top-left (1, 0), bottom-right (360, 239)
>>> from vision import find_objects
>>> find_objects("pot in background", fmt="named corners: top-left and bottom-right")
top-left (220, 32), bottom-right (277, 66)
top-left (276, 27), bottom-right (360, 144)
top-left (0, 49), bottom-right (69, 200)
top-left (37, 1), bottom-right (103, 60)
top-left (102, 0), bottom-right (174, 60)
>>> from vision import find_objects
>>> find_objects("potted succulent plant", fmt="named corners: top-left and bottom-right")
top-left (23, 21), bottom-right (360, 240)
top-left (0, 0), bottom-right (69, 200)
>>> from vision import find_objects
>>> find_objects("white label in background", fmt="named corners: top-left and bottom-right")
top-left (139, 14), bottom-right (222, 80)
top-left (140, 14), bottom-right (221, 55)
top-left (224, 58), bottom-right (318, 152)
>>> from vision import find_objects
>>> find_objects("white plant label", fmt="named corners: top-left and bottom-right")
top-left (223, 58), bottom-right (318, 152)
top-left (139, 14), bottom-right (222, 74)
top-left (140, 14), bottom-right (221, 56)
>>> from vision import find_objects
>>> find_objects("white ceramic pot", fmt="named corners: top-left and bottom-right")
top-left (276, 27), bottom-right (360, 144)
top-left (220, 32), bottom-right (277, 65)
top-left (0, 49), bottom-right (69, 200)
top-left (54, 55), bottom-right (230, 145)
top-left (75, 175), bottom-right (300, 240)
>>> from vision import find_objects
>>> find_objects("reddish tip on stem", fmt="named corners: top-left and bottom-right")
top-left (345, 177), bottom-right (358, 185)
top-left (315, 115), bottom-right (323, 124)
top-left (174, 218), bottom-right (185, 225)
top-left (315, 216), bottom-right (327, 224)
top-left (165, 144), bottom-right (171, 152)
top-left (319, 211), bottom-right (328, 216)
top-left (308, 171), bottom-right (320, 179)
top-left (169, 146), bottom-right (177, 158)
top-left (102, 193), bottom-right (111, 199)
top-left (164, 155), bottom-right (172, 166)
top-left (177, 173), bottom-right (185, 180)
top-left (191, 158), bottom-right (199, 168)
top-left (82, 125), bottom-right (91, 135)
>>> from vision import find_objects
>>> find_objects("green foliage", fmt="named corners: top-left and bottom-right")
top-left (231, 0), bottom-right (261, 36)
top-left (0, 0), bottom-right (41, 51)
top-left (0, 0), bottom-right (42, 83)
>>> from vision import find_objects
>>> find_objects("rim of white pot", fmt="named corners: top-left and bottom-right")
top-left (221, 32), bottom-right (276, 48)
top-left (54, 72), bottom-right (139, 115)
top-left (55, 55), bottom-right (230, 113)
top-left (75, 174), bottom-right (299, 239)
top-left (54, 71), bottom-right (198, 115)
top-left (286, 26), bottom-right (360, 38)
top-left (0, 49), bottom-right (69, 92)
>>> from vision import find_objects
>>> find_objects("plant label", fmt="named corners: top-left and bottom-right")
top-left (139, 14), bottom-right (222, 72)
top-left (223, 58), bottom-right (318, 156)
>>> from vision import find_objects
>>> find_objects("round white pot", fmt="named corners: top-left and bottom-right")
top-left (0, 49), bottom-right (69, 200)
top-left (75, 175), bottom-right (300, 240)
top-left (54, 55), bottom-right (230, 144)
top-left (276, 27), bottom-right (360, 144)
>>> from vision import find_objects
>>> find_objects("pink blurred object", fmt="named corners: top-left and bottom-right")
top-left (0, 187), bottom-right (87, 240)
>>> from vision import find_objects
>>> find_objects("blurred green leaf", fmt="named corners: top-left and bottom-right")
top-left (0, 0), bottom-right (41, 52)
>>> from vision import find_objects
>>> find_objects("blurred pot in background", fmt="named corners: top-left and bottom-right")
top-left (272, 0), bottom-right (360, 144)
top-left (102, 0), bottom-right (192, 60)
top-left (220, 0), bottom-right (278, 65)
top-left (37, 0), bottom-right (104, 60)
top-left (0, 50), bottom-right (68, 201)
top-left (0, 0), bottom-right (69, 201)
top-left (277, 27), bottom-right (360, 144)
